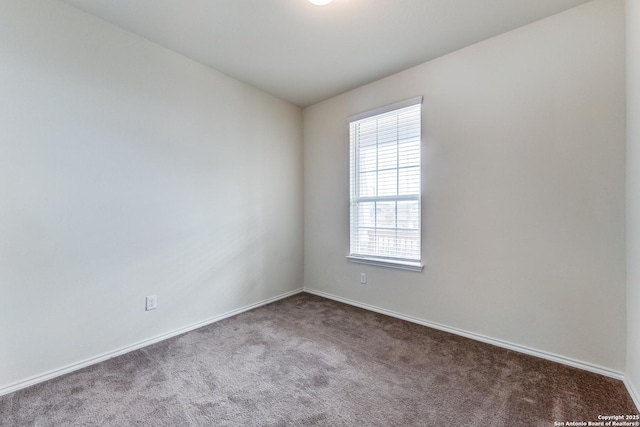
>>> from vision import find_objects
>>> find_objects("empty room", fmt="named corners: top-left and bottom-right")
top-left (1, 0), bottom-right (640, 425)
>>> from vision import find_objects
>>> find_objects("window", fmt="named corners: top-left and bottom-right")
top-left (347, 97), bottom-right (423, 271)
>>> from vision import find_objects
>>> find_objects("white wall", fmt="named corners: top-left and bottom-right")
top-left (304, 0), bottom-right (626, 372)
top-left (0, 0), bottom-right (303, 389)
top-left (627, 0), bottom-right (640, 406)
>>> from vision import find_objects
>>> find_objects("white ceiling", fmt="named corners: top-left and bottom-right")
top-left (61, 0), bottom-right (592, 107)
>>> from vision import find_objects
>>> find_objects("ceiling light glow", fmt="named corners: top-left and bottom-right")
top-left (308, 0), bottom-right (332, 5)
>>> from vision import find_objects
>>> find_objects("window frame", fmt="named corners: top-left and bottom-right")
top-left (346, 96), bottom-right (424, 272)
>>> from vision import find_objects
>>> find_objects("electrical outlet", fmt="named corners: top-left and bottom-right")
top-left (360, 273), bottom-right (367, 284)
top-left (145, 295), bottom-right (157, 311)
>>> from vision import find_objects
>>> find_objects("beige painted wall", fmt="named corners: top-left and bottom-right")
top-left (0, 0), bottom-right (303, 388)
top-left (627, 0), bottom-right (640, 405)
top-left (304, 0), bottom-right (626, 372)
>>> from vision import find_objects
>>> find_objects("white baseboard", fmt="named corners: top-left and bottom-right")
top-left (304, 288), bottom-right (625, 381)
top-left (0, 288), bottom-right (304, 397)
top-left (3, 286), bottom-right (632, 405)
top-left (625, 377), bottom-right (640, 412)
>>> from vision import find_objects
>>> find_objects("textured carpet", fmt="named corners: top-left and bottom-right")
top-left (1, 293), bottom-right (637, 426)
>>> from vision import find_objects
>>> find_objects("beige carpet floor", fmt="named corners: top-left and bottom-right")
top-left (1, 292), bottom-right (637, 426)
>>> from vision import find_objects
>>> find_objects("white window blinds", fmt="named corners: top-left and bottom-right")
top-left (348, 97), bottom-right (422, 269)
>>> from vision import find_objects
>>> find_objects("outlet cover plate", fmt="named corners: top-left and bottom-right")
top-left (146, 295), bottom-right (157, 311)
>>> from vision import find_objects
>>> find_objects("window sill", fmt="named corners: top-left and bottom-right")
top-left (346, 256), bottom-right (424, 272)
